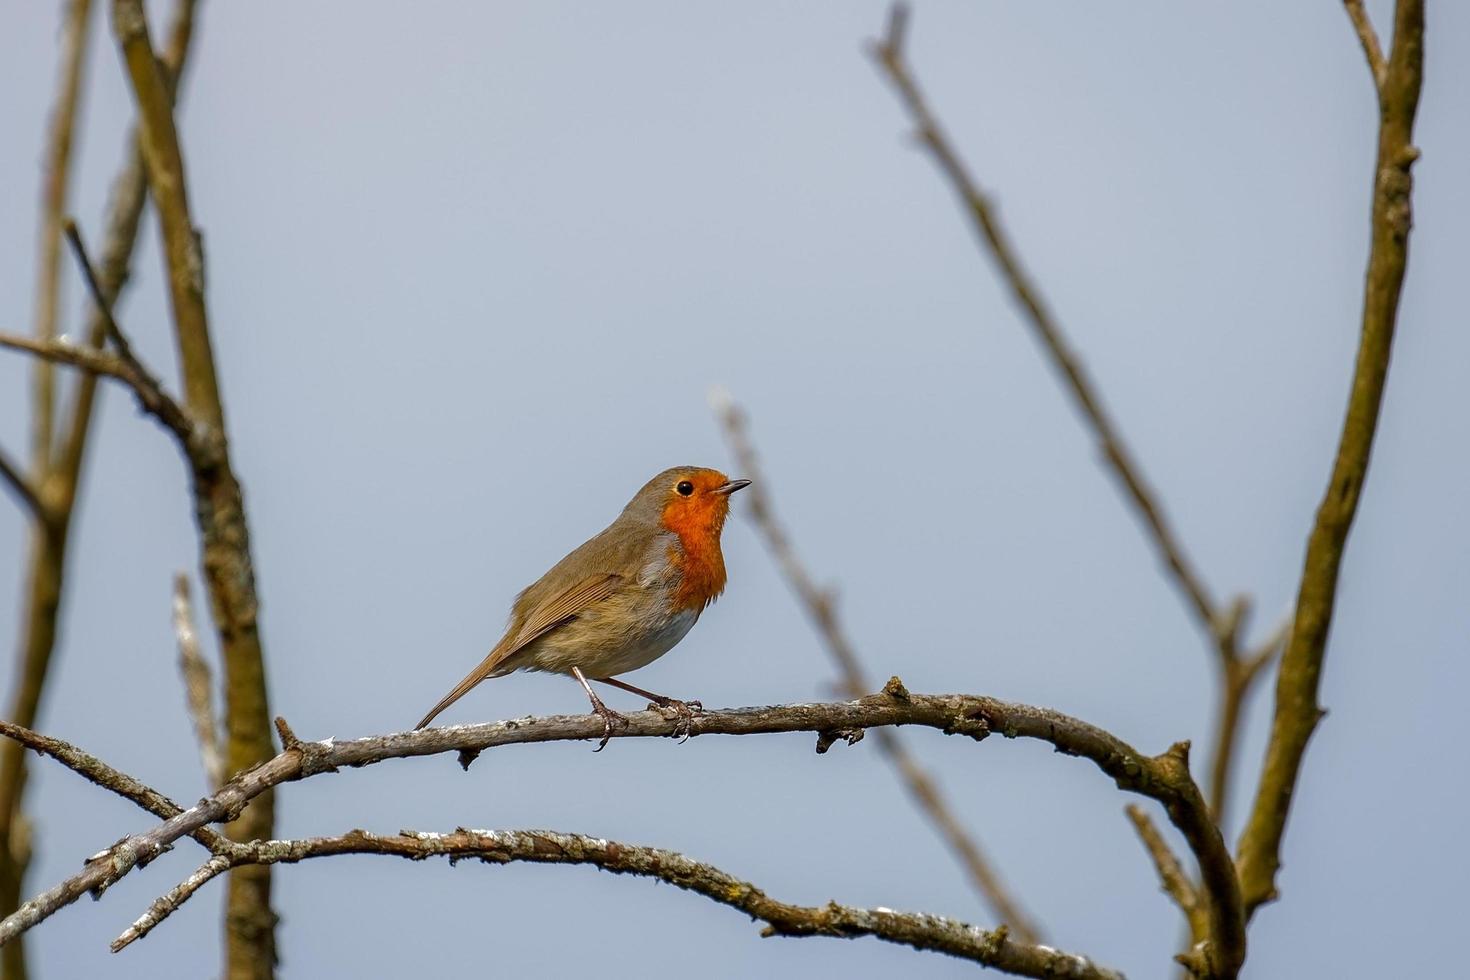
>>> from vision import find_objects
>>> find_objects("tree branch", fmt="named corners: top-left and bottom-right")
top-left (0, 453), bottom-right (47, 525)
top-left (1237, 0), bottom-right (1424, 918)
top-left (1125, 805), bottom-right (1204, 944)
top-left (0, 6), bottom-right (199, 976)
top-left (1343, 1), bottom-right (1388, 91)
top-left (109, 3), bottom-right (278, 971)
top-left (713, 390), bottom-right (1043, 943)
top-left (868, 3), bottom-right (1220, 639)
top-left (0, 332), bottom-right (197, 447)
top-left (1204, 614), bottom-right (1287, 822)
top-left (0, 687), bottom-right (1229, 976)
top-left (29, 0), bottom-right (93, 480)
top-left (173, 575), bottom-right (224, 788)
top-left (0, 721), bottom-right (226, 855)
top-left (113, 829), bottom-right (1123, 980)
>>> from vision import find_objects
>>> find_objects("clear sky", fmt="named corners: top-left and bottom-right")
top-left (1, 2), bottom-right (1466, 977)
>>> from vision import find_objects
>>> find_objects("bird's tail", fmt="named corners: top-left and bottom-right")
top-left (414, 641), bottom-right (511, 730)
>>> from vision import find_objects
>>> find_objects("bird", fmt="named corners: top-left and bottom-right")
top-left (414, 465), bottom-right (751, 748)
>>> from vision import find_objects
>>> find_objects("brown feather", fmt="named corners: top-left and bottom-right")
top-left (413, 572), bottom-right (622, 729)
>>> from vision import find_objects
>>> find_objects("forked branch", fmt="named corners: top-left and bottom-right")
top-left (0, 684), bottom-right (1222, 980)
top-left (111, 828), bottom-right (1123, 979)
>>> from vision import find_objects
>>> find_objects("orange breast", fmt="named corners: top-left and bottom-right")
top-left (661, 495), bottom-right (730, 614)
top-left (667, 534), bottom-right (727, 614)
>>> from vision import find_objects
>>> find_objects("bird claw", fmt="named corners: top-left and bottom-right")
top-left (653, 698), bottom-right (703, 743)
top-left (591, 702), bottom-right (629, 752)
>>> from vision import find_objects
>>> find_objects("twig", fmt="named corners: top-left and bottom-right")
top-left (63, 221), bottom-right (137, 364)
top-left (109, 4), bottom-right (278, 971)
top-left (0, 332), bottom-right (197, 447)
top-left (0, 687), bottom-right (1229, 970)
top-left (112, 829), bottom-right (1124, 980)
top-left (0, 451), bottom-right (47, 524)
top-left (1343, 0), bottom-right (1388, 91)
top-left (1125, 805), bottom-right (1203, 941)
top-left (1204, 615), bottom-right (1288, 821)
top-left (173, 575), bottom-right (224, 788)
top-left (29, 0), bottom-right (94, 476)
top-left (713, 390), bottom-right (1043, 943)
top-left (0, 721), bottom-right (225, 854)
top-left (1238, 0), bottom-right (1424, 918)
top-left (112, 853), bottom-right (230, 952)
top-left (868, 2), bottom-right (1220, 639)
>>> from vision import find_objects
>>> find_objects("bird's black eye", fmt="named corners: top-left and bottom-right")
top-left (676, 480), bottom-right (695, 496)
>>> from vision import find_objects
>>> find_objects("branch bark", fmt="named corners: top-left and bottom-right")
top-left (113, 829), bottom-right (1124, 980)
top-left (29, 0), bottom-right (93, 477)
top-left (1236, 0), bottom-right (1424, 918)
top-left (1344, 0), bottom-right (1388, 90)
top-left (109, 3), bottom-right (277, 974)
top-left (174, 575), bottom-right (225, 789)
top-left (714, 391), bottom-right (1043, 943)
top-left (0, 686), bottom-right (1228, 979)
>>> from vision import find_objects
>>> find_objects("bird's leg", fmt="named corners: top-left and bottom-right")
top-left (572, 666), bottom-right (628, 751)
top-left (594, 676), bottom-right (702, 742)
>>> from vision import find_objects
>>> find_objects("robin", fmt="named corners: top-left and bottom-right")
top-left (414, 465), bottom-right (750, 748)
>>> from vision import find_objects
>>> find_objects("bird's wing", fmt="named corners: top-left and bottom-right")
top-left (506, 572), bottom-right (623, 651)
top-left (413, 572), bottom-right (623, 729)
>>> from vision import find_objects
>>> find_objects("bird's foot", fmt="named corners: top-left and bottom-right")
top-left (590, 699), bottom-right (629, 752)
top-left (650, 698), bottom-right (703, 743)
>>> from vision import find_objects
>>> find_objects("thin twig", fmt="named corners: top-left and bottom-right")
top-left (713, 390), bottom-right (1043, 943)
top-left (30, 0), bottom-right (94, 476)
top-left (0, 687), bottom-right (1228, 960)
top-left (111, 829), bottom-right (1124, 980)
top-left (0, 332), bottom-right (196, 446)
top-left (62, 221), bottom-right (136, 363)
top-left (1204, 615), bottom-right (1288, 821)
top-left (173, 575), bottom-right (224, 788)
top-left (112, 853), bottom-right (230, 952)
top-left (868, 2), bottom-right (1220, 640)
top-left (1238, 0), bottom-right (1424, 918)
top-left (0, 452), bottom-right (48, 524)
top-left (0, 720), bottom-right (225, 853)
top-left (1343, 0), bottom-right (1388, 91)
top-left (1125, 805), bottom-right (1203, 941)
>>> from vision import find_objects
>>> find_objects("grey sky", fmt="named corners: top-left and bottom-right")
top-left (2, 2), bottom-right (1466, 977)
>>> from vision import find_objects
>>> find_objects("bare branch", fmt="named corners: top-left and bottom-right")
top-left (30, 0), bottom-right (94, 477)
top-left (1204, 614), bottom-right (1288, 820)
top-left (868, 3), bottom-right (1220, 639)
top-left (113, 829), bottom-right (1123, 980)
top-left (0, 332), bottom-right (197, 447)
top-left (1343, 1), bottom-right (1388, 91)
top-left (110, 3), bottom-right (278, 970)
top-left (1237, 0), bottom-right (1424, 918)
top-left (0, 687), bottom-right (1228, 971)
top-left (1125, 805), bottom-right (1203, 942)
top-left (173, 575), bottom-right (224, 788)
top-left (0, 451), bottom-right (47, 524)
top-left (1, 5), bottom-right (200, 972)
top-left (112, 853), bottom-right (230, 952)
top-left (714, 390), bottom-right (1043, 943)
top-left (0, 721), bottom-right (225, 854)
top-left (62, 221), bottom-right (137, 366)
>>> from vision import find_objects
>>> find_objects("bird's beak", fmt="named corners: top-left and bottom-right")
top-left (713, 478), bottom-right (752, 496)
